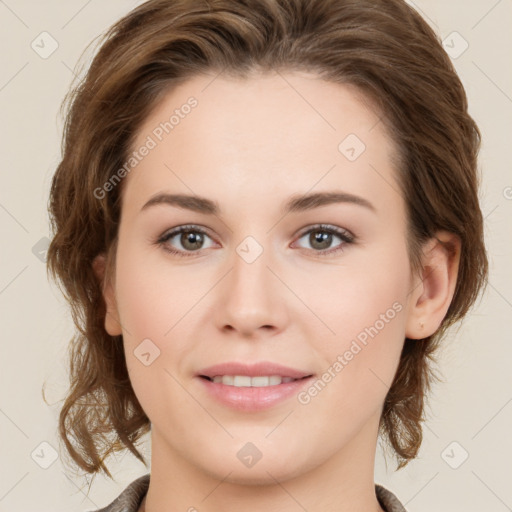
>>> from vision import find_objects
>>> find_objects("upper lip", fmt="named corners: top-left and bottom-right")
top-left (198, 361), bottom-right (313, 379)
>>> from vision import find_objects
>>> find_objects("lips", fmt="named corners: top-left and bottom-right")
top-left (197, 362), bottom-right (314, 411)
top-left (198, 361), bottom-right (313, 380)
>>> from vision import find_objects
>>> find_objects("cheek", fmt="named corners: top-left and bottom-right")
top-left (307, 251), bottom-right (410, 416)
top-left (305, 242), bottom-right (410, 347)
top-left (114, 238), bottom-right (209, 340)
top-left (295, 299), bottom-right (407, 446)
top-left (113, 238), bottom-right (221, 411)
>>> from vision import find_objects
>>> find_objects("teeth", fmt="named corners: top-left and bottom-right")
top-left (210, 375), bottom-right (297, 387)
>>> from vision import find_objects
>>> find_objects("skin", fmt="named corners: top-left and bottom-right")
top-left (93, 71), bottom-right (460, 512)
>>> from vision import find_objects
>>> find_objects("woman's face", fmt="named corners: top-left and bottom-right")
top-left (105, 71), bottom-right (421, 483)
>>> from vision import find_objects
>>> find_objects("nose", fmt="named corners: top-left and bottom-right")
top-left (215, 241), bottom-right (289, 338)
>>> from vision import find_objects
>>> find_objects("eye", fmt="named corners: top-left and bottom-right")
top-left (156, 223), bottom-right (355, 258)
top-left (157, 225), bottom-right (216, 257)
top-left (292, 224), bottom-right (354, 256)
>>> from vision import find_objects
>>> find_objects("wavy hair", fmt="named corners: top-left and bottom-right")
top-left (46, 0), bottom-right (488, 478)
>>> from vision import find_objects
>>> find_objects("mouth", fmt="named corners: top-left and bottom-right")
top-left (196, 362), bottom-right (314, 411)
top-left (199, 374), bottom-right (312, 387)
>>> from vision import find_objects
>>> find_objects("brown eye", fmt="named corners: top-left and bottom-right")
top-left (157, 225), bottom-right (215, 256)
top-left (308, 230), bottom-right (334, 250)
top-left (180, 230), bottom-right (205, 251)
top-left (294, 224), bottom-right (354, 256)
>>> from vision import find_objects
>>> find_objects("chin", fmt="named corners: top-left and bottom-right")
top-left (195, 445), bottom-right (317, 486)
top-left (215, 462), bottom-right (302, 486)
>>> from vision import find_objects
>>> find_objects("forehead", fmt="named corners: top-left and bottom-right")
top-left (124, 71), bottom-right (401, 214)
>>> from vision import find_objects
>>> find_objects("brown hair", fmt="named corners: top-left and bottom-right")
top-left (46, 0), bottom-right (488, 478)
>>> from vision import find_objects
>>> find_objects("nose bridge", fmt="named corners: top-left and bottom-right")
top-left (219, 234), bottom-right (285, 334)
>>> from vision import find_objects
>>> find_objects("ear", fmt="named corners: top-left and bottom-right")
top-left (92, 253), bottom-right (122, 336)
top-left (405, 231), bottom-right (461, 339)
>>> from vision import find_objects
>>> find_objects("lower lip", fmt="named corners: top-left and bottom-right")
top-left (197, 376), bottom-right (313, 411)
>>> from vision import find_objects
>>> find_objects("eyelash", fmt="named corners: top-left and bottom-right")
top-left (156, 223), bottom-right (355, 258)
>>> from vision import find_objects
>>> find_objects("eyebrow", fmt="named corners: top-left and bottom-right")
top-left (140, 191), bottom-right (376, 215)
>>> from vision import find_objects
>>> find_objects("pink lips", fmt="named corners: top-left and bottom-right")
top-left (196, 361), bottom-right (314, 412)
top-left (198, 361), bottom-right (311, 379)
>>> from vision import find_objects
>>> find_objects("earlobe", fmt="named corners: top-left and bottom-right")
top-left (92, 253), bottom-right (123, 336)
top-left (405, 231), bottom-right (461, 340)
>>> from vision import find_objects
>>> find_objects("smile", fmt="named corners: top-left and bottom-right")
top-left (202, 375), bottom-right (306, 387)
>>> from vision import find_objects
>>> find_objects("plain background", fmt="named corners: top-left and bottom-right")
top-left (0, 1), bottom-right (510, 511)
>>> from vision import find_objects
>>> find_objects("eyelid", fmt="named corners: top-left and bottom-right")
top-left (294, 223), bottom-right (354, 242)
top-left (157, 224), bottom-right (214, 242)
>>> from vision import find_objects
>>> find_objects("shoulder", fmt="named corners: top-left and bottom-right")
top-left (87, 474), bottom-right (150, 512)
top-left (375, 484), bottom-right (407, 512)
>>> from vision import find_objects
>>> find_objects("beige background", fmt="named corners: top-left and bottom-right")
top-left (0, 1), bottom-right (510, 511)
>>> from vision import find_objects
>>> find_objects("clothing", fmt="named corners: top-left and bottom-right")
top-left (90, 473), bottom-right (407, 512)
